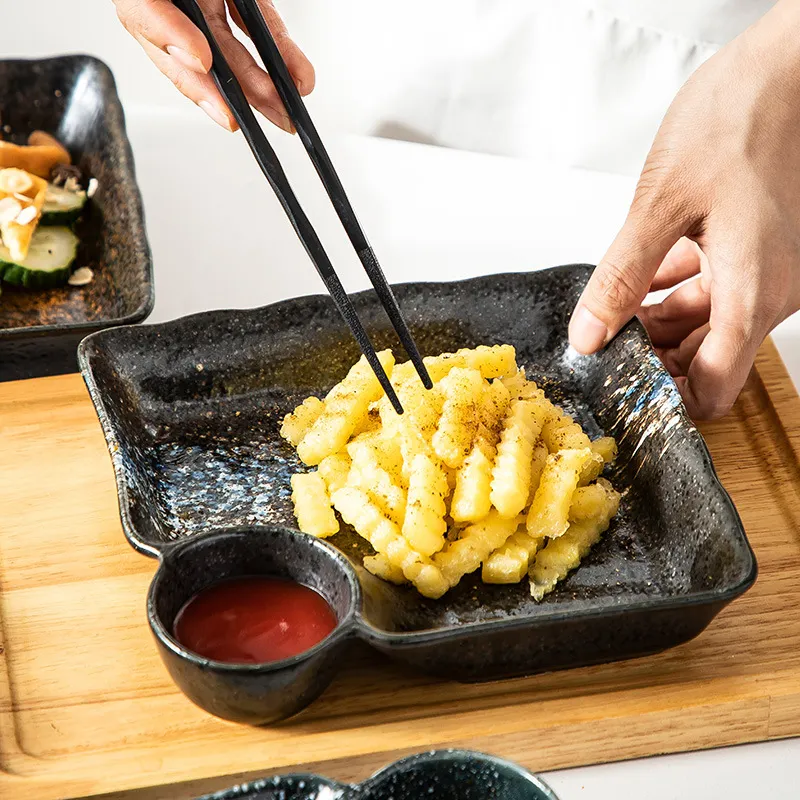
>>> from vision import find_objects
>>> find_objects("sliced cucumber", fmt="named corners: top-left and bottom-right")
top-left (0, 226), bottom-right (79, 289)
top-left (41, 183), bottom-right (87, 226)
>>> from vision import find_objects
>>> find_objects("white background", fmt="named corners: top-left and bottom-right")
top-left (3, 2), bottom-right (798, 798)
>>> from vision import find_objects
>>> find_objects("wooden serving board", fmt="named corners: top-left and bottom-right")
top-left (1, 339), bottom-right (799, 800)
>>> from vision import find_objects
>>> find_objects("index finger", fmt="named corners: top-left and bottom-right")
top-left (115, 0), bottom-right (212, 72)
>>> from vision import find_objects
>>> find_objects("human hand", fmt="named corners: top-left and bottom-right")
top-left (568, 0), bottom-right (800, 419)
top-left (114, 0), bottom-right (315, 132)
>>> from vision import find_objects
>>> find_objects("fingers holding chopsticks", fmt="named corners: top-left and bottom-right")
top-left (228, 0), bottom-right (316, 96)
top-left (114, 0), bottom-right (314, 133)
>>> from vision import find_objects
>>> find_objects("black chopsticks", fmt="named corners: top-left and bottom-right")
top-left (171, 0), bottom-right (432, 414)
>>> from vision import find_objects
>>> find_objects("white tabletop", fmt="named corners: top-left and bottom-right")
top-left (125, 115), bottom-right (800, 799)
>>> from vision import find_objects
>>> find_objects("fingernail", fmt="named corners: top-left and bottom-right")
top-left (166, 45), bottom-right (206, 73)
top-left (275, 114), bottom-right (294, 133)
top-left (569, 305), bottom-right (608, 354)
top-left (199, 100), bottom-right (233, 131)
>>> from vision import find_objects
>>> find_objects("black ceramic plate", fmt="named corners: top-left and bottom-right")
top-left (79, 266), bottom-right (756, 681)
top-left (0, 55), bottom-right (153, 381)
top-left (196, 750), bottom-right (559, 800)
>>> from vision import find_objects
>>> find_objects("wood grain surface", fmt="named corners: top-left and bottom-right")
top-left (0, 339), bottom-right (798, 800)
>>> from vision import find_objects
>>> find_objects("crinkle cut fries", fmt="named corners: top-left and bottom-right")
top-left (282, 345), bottom-right (621, 600)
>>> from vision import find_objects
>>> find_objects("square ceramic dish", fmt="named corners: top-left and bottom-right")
top-left (0, 55), bottom-right (153, 381)
top-left (79, 266), bottom-right (756, 682)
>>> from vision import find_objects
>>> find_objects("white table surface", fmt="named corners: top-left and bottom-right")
top-left (6, 3), bottom-right (799, 796)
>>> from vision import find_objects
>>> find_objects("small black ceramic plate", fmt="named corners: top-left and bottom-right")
top-left (79, 266), bottom-right (756, 682)
top-left (196, 750), bottom-right (559, 800)
top-left (0, 55), bottom-right (153, 381)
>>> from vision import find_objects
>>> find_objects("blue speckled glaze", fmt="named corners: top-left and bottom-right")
top-left (196, 750), bottom-right (559, 800)
top-left (78, 266), bottom-right (757, 720)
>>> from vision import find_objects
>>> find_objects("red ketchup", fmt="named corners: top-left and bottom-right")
top-left (173, 576), bottom-right (337, 664)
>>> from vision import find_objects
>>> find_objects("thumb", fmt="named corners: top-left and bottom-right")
top-left (569, 186), bottom-right (690, 354)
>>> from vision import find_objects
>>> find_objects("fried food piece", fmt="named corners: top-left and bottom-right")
top-left (526, 447), bottom-right (596, 539)
top-left (432, 367), bottom-right (484, 468)
top-left (530, 481), bottom-right (621, 600)
top-left (490, 399), bottom-right (548, 517)
top-left (423, 344), bottom-right (517, 383)
top-left (568, 481), bottom-right (610, 522)
top-left (280, 396), bottom-right (324, 446)
top-left (450, 379), bottom-right (514, 522)
top-left (347, 431), bottom-right (404, 479)
top-left (363, 553), bottom-right (406, 585)
top-left (501, 367), bottom-right (545, 402)
top-left (541, 406), bottom-right (592, 453)
top-left (332, 487), bottom-right (449, 598)
top-left (591, 436), bottom-right (618, 464)
top-left (479, 379), bottom-right (511, 441)
top-left (317, 452), bottom-right (351, 494)
top-left (379, 375), bottom-right (443, 444)
top-left (527, 441), bottom-right (548, 504)
top-left (297, 350), bottom-right (395, 465)
top-left (451, 441), bottom-right (494, 523)
top-left (402, 453), bottom-right (449, 556)
top-left (577, 436), bottom-right (618, 485)
top-left (350, 407), bottom-right (382, 437)
top-left (435, 510), bottom-right (520, 588)
top-left (347, 445), bottom-right (407, 526)
top-left (290, 472), bottom-right (339, 537)
top-left (482, 527), bottom-right (544, 583)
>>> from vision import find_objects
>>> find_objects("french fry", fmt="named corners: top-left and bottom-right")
top-left (290, 472), bottom-right (339, 537)
top-left (363, 554), bottom-right (406, 585)
top-left (479, 379), bottom-right (511, 442)
top-left (569, 482), bottom-right (610, 522)
top-left (528, 441), bottom-right (548, 502)
top-left (297, 350), bottom-right (395, 465)
top-left (578, 436), bottom-right (618, 485)
top-left (502, 368), bottom-right (545, 402)
top-left (346, 445), bottom-right (407, 526)
top-left (379, 376), bottom-right (443, 443)
top-left (450, 380), bottom-right (514, 522)
top-left (435, 510), bottom-right (520, 587)
top-left (432, 367), bottom-right (484, 468)
top-left (280, 396), bottom-right (324, 446)
top-left (530, 482), bottom-right (621, 600)
top-left (541, 406), bottom-right (592, 453)
top-left (451, 441), bottom-right (494, 522)
top-left (490, 399), bottom-right (548, 517)
top-left (402, 561), bottom-right (450, 598)
top-left (526, 447), bottom-right (595, 539)
top-left (482, 527), bottom-right (544, 583)
top-left (317, 452), bottom-right (351, 494)
top-left (423, 345), bottom-right (517, 383)
top-left (591, 436), bottom-right (618, 464)
top-left (402, 453), bottom-right (449, 556)
top-left (347, 431), bottom-right (405, 481)
top-left (350, 407), bottom-right (382, 438)
top-left (332, 487), bottom-right (449, 598)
